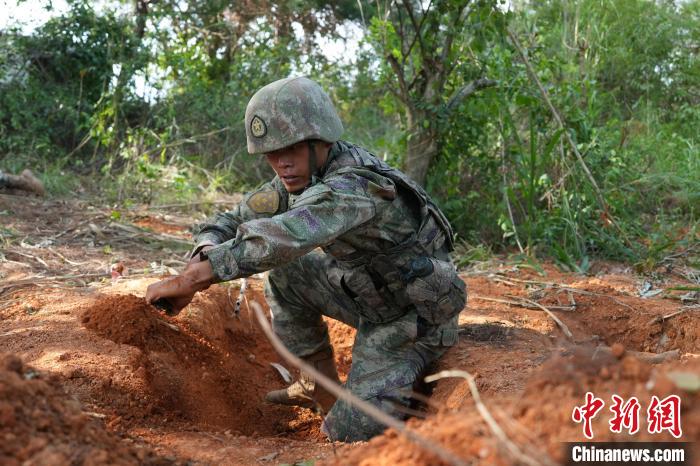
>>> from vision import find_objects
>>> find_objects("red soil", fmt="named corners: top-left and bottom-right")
top-left (1, 195), bottom-right (697, 465)
top-left (0, 353), bottom-right (173, 466)
top-left (336, 355), bottom-right (699, 466)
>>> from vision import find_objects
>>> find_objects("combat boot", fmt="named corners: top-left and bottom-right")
top-left (265, 347), bottom-right (339, 412)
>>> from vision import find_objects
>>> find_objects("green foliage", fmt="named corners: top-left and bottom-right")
top-left (428, 0), bottom-right (699, 267)
top-left (0, 0), bottom-right (697, 269)
top-left (0, 1), bottom-right (140, 166)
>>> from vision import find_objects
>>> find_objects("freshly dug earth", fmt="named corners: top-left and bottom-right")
top-left (1, 196), bottom-right (697, 465)
top-left (77, 288), bottom-right (355, 439)
top-left (336, 353), bottom-right (699, 465)
top-left (0, 353), bottom-right (172, 466)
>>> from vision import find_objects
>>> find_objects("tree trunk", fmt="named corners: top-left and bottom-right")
top-left (403, 108), bottom-right (437, 185)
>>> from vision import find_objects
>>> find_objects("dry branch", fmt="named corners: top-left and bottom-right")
top-left (648, 305), bottom-right (700, 325)
top-left (593, 346), bottom-right (680, 364)
top-left (447, 78), bottom-right (498, 111)
top-left (143, 200), bottom-right (234, 210)
top-left (511, 295), bottom-right (574, 340)
top-left (425, 370), bottom-right (551, 466)
top-left (472, 294), bottom-right (575, 311)
top-left (7, 249), bottom-right (49, 268)
top-left (489, 274), bottom-right (639, 312)
top-left (250, 301), bottom-right (468, 466)
top-left (109, 222), bottom-right (191, 246)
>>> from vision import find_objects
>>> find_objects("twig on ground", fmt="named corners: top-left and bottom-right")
top-left (492, 406), bottom-right (549, 454)
top-left (489, 274), bottom-right (639, 312)
top-left (7, 249), bottom-right (49, 268)
top-left (2, 272), bottom-right (105, 287)
top-left (425, 370), bottom-right (550, 466)
top-left (648, 305), bottom-right (700, 325)
top-left (1, 259), bottom-right (33, 268)
top-left (156, 319), bottom-right (180, 333)
top-left (508, 295), bottom-right (574, 339)
top-left (593, 346), bottom-right (680, 364)
top-left (472, 294), bottom-right (575, 311)
top-left (250, 301), bottom-right (468, 466)
top-left (109, 222), bottom-right (192, 246)
top-left (45, 247), bottom-right (87, 266)
top-left (489, 276), bottom-right (520, 287)
top-left (144, 200), bottom-right (234, 209)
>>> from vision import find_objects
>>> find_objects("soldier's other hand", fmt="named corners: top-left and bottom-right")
top-left (145, 260), bottom-right (215, 315)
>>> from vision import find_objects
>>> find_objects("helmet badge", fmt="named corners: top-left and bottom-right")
top-left (250, 115), bottom-right (267, 138)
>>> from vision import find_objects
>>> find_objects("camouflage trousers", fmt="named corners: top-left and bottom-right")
top-left (264, 250), bottom-right (459, 442)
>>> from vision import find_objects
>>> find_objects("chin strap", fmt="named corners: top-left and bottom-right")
top-left (307, 140), bottom-right (319, 186)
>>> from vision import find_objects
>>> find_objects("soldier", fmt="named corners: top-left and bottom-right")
top-left (145, 77), bottom-right (467, 442)
top-left (0, 169), bottom-right (45, 196)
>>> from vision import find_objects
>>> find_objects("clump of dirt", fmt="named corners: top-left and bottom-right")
top-left (78, 292), bottom-right (331, 439)
top-left (81, 294), bottom-right (167, 350)
top-left (0, 353), bottom-right (172, 466)
top-left (335, 349), bottom-right (699, 466)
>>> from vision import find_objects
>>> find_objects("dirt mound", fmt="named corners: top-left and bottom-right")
top-left (335, 350), bottom-right (699, 465)
top-left (78, 291), bottom-right (333, 439)
top-left (81, 294), bottom-right (168, 350)
top-left (0, 353), bottom-right (172, 466)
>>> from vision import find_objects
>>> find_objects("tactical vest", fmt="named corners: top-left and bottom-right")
top-left (321, 142), bottom-right (466, 325)
top-left (328, 141), bottom-right (454, 253)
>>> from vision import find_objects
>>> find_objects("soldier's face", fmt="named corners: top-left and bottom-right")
top-left (265, 142), bottom-right (327, 193)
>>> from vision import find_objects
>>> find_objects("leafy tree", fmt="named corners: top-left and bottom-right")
top-left (363, 0), bottom-right (502, 185)
top-left (0, 1), bottom-right (140, 166)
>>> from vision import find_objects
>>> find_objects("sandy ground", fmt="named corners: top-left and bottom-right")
top-left (1, 193), bottom-right (698, 465)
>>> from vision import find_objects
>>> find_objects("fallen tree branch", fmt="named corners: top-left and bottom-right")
top-left (472, 294), bottom-right (575, 311)
top-left (1, 272), bottom-right (105, 286)
top-left (109, 222), bottom-right (191, 246)
top-left (511, 296), bottom-right (574, 340)
top-left (425, 370), bottom-right (550, 466)
top-left (593, 346), bottom-right (680, 364)
top-left (45, 247), bottom-right (88, 266)
top-left (142, 200), bottom-right (235, 210)
top-left (489, 274), bottom-right (638, 312)
top-left (250, 301), bottom-right (468, 466)
top-left (648, 305), bottom-right (700, 325)
top-left (6, 249), bottom-right (49, 268)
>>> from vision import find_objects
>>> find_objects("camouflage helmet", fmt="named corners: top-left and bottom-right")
top-left (245, 77), bottom-right (344, 154)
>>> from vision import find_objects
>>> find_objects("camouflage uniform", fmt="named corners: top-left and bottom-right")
top-left (194, 140), bottom-right (467, 441)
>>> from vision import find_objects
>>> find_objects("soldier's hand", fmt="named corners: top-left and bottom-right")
top-left (145, 260), bottom-right (215, 315)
